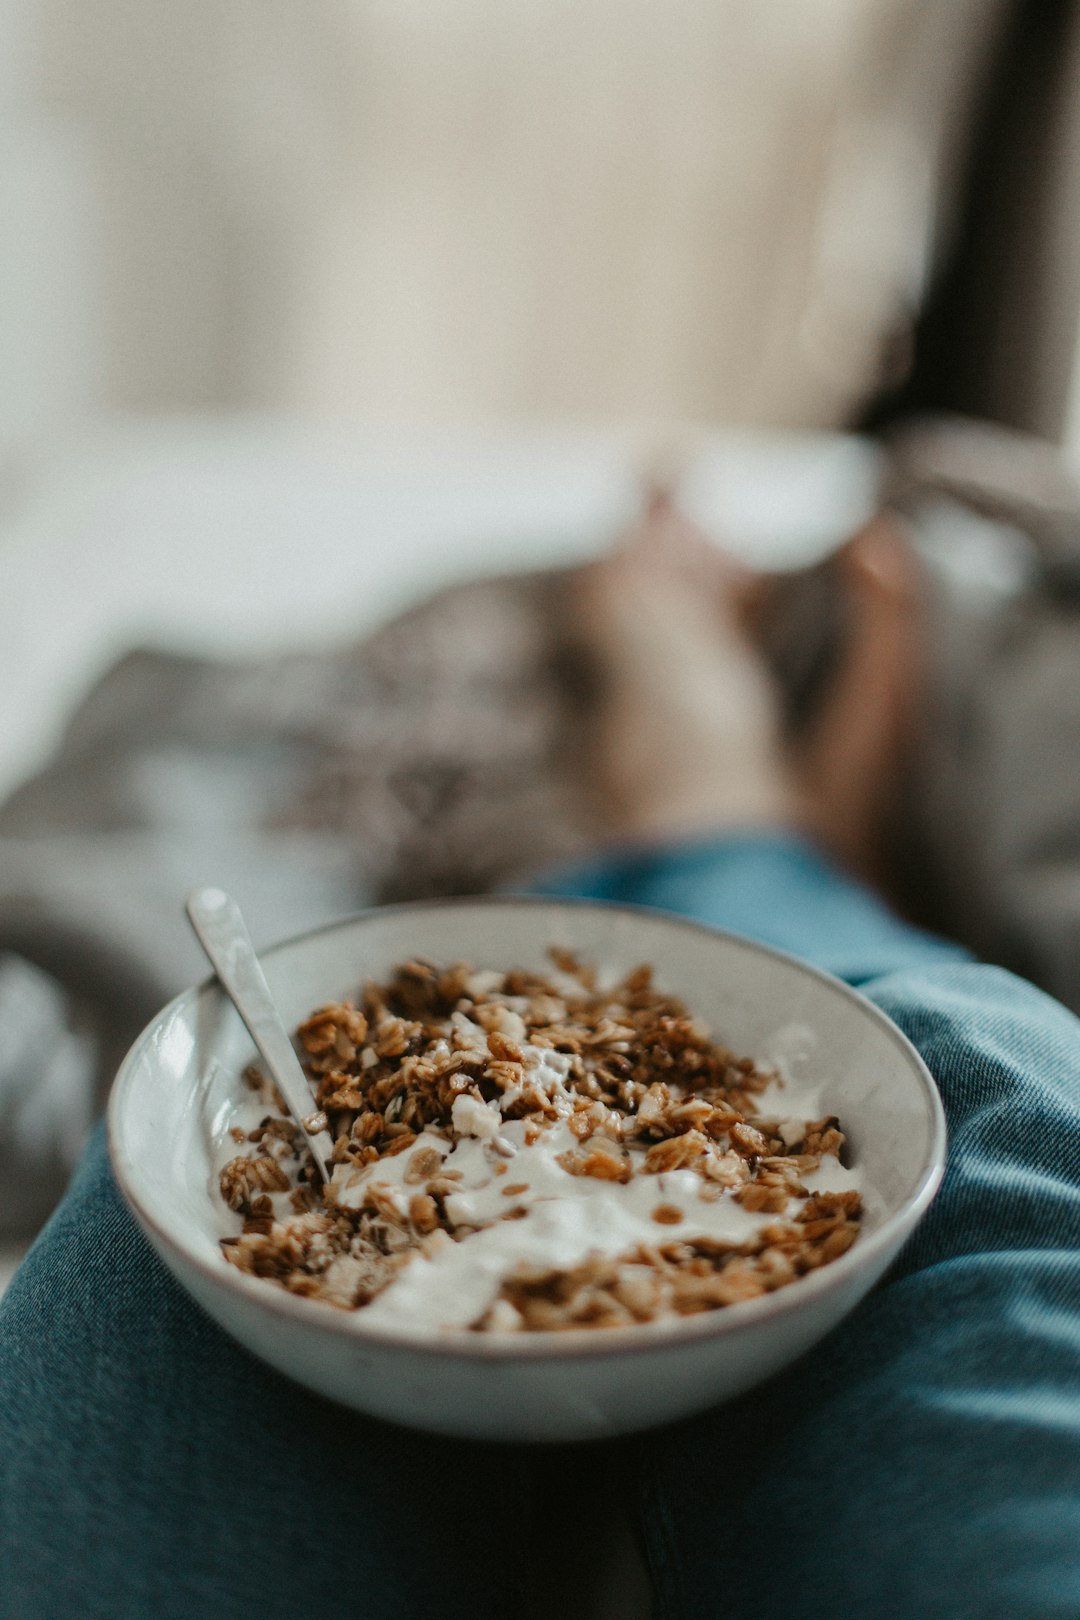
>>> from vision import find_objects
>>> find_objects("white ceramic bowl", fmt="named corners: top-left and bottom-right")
top-left (108, 898), bottom-right (945, 1443)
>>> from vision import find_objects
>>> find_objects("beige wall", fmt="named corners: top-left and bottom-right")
top-left (13, 0), bottom-right (1004, 435)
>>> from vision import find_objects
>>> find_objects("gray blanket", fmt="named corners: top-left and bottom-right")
top-left (0, 571), bottom-right (597, 1234)
top-left (4, 415), bottom-right (1079, 1237)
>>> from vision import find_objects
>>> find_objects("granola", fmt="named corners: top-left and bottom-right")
top-left (218, 952), bottom-right (862, 1331)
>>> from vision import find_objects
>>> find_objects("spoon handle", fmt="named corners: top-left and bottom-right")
top-left (186, 887), bottom-right (332, 1183)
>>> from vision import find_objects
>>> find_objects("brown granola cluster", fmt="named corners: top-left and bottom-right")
top-left (218, 951), bottom-right (861, 1330)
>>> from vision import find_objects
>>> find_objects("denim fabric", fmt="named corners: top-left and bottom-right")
top-left (2, 835), bottom-right (1078, 1619)
top-left (527, 830), bottom-right (969, 984)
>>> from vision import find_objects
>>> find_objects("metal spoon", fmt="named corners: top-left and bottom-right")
top-left (186, 887), bottom-right (333, 1183)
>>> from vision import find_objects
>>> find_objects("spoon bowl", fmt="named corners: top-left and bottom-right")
top-left (185, 887), bottom-right (333, 1182)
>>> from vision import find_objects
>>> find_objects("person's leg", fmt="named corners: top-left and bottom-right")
top-left (529, 829), bottom-right (965, 984)
top-left (534, 832), bottom-right (1080, 1620)
top-left (0, 1126), bottom-right (531, 1620)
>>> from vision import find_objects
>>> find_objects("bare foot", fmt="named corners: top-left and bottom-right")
top-left (575, 494), bottom-right (923, 893)
top-left (575, 491), bottom-right (795, 842)
top-left (792, 515), bottom-right (923, 891)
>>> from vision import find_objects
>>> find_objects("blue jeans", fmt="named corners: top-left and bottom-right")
top-left (2, 836), bottom-right (1078, 1619)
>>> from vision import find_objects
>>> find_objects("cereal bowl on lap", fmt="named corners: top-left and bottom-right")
top-left (108, 898), bottom-right (945, 1442)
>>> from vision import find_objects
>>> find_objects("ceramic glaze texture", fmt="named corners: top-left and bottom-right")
top-left (108, 899), bottom-right (945, 1441)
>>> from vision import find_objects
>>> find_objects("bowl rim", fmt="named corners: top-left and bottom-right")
top-left (108, 893), bottom-right (947, 1363)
